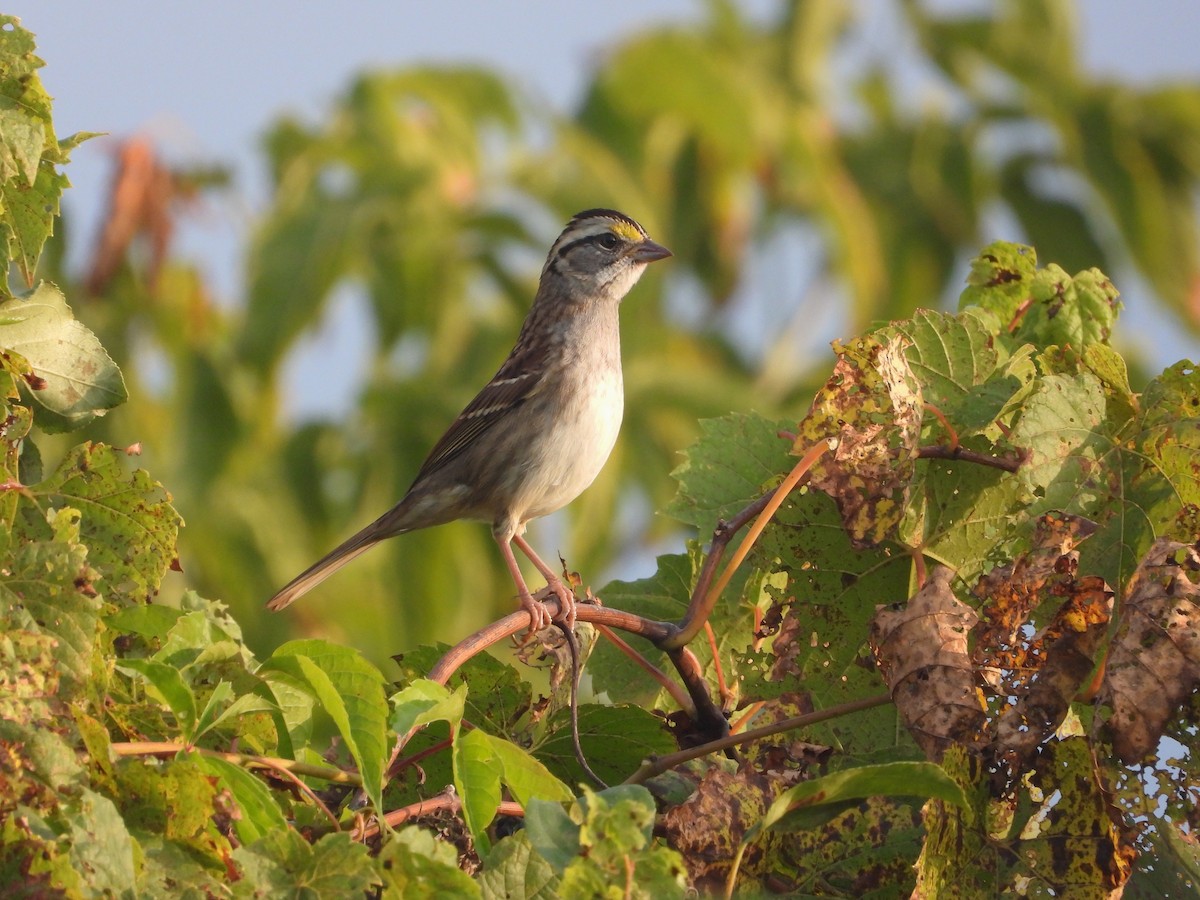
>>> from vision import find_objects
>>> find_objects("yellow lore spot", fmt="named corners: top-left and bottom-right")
top-left (609, 220), bottom-right (644, 243)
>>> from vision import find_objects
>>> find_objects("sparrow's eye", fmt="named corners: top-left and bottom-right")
top-left (598, 233), bottom-right (621, 251)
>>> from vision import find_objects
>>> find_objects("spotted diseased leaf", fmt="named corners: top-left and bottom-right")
top-left (797, 333), bottom-right (922, 547)
top-left (17, 442), bottom-right (180, 605)
top-left (1008, 738), bottom-right (1136, 894)
top-left (659, 766), bottom-right (782, 893)
top-left (752, 487), bottom-right (910, 758)
top-left (0, 17), bottom-right (96, 296)
top-left (956, 242), bottom-right (1121, 351)
top-left (1, 507), bottom-right (101, 693)
top-left (870, 567), bottom-right (984, 760)
top-left (969, 518), bottom-right (1108, 777)
top-left (918, 740), bottom-right (1136, 896)
top-left (957, 241), bottom-right (1041, 328)
top-left (968, 515), bottom-right (1114, 777)
top-left (1100, 539), bottom-right (1200, 763)
top-left (1011, 360), bottom-right (1200, 590)
top-left (664, 758), bottom-right (933, 896)
top-left (1016, 265), bottom-right (1121, 349)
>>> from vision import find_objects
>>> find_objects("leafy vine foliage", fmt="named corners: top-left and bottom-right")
top-left (3, 12), bottom-right (1200, 899)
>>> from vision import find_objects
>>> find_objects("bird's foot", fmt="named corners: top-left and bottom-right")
top-left (547, 577), bottom-right (578, 632)
top-left (518, 590), bottom-right (554, 640)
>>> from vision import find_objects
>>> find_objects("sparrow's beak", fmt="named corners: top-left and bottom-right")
top-left (630, 239), bottom-right (672, 264)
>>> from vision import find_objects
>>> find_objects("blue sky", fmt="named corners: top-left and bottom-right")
top-left (25, 1), bottom-right (1200, 411)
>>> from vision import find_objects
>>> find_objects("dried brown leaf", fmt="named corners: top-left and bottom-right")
top-left (1101, 539), bottom-right (1200, 763)
top-left (870, 566), bottom-right (985, 759)
top-left (972, 512), bottom-right (1099, 679)
top-left (85, 137), bottom-right (180, 296)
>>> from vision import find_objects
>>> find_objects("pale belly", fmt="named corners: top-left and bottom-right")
top-left (515, 367), bottom-right (624, 522)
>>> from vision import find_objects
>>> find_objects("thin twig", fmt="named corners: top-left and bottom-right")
top-left (256, 757), bottom-right (341, 830)
top-left (728, 701), bottom-right (766, 735)
top-left (389, 736), bottom-right (453, 778)
top-left (916, 444), bottom-right (1022, 472)
top-left (112, 741), bottom-right (361, 785)
top-left (623, 694), bottom-right (893, 785)
top-left (923, 402), bottom-right (959, 451)
top-left (596, 623), bottom-right (694, 714)
top-left (704, 621), bottom-right (732, 706)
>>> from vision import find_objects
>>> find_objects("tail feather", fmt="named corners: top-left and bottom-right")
top-left (266, 527), bottom-right (385, 611)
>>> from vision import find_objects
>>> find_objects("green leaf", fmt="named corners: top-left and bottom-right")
top-left (105, 603), bottom-right (185, 640)
top-left (376, 825), bottom-right (482, 899)
top-left (1016, 265), bottom-right (1121, 349)
top-left (117, 658), bottom-right (198, 738)
top-left (262, 640), bottom-right (389, 815)
top-left (195, 690), bottom-right (278, 744)
top-left (393, 644), bottom-right (532, 740)
top-left (232, 830), bottom-right (377, 897)
top-left (187, 753), bottom-right (288, 845)
top-left (17, 442), bottom-right (181, 605)
top-left (958, 241), bottom-right (1040, 327)
top-left (524, 798), bottom-right (580, 874)
top-left (666, 412), bottom-right (794, 532)
top-left (454, 727), bottom-right (504, 853)
top-left (536, 704), bottom-right (675, 787)
top-left (751, 488), bottom-right (911, 758)
top-left (66, 788), bottom-right (137, 895)
top-left (137, 835), bottom-right (230, 898)
top-left (1009, 362), bottom-right (1200, 589)
top-left (588, 553), bottom-right (695, 707)
top-left (484, 733), bottom-right (573, 807)
top-left (893, 308), bottom-right (1035, 436)
top-left (389, 678), bottom-right (466, 735)
top-left (559, 785), bottom-right (686, 898)
top-left (0, 283), bottom-right (127, 427)
top-left (479, 832), bottom-right (561, 900)
top-left (1, 152), bottom-right (68, 293)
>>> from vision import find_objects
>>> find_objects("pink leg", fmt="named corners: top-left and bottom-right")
top-left (495, 535), bottom-right (552, 636)
top-left (513, 534), bottom-right (577, 630)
